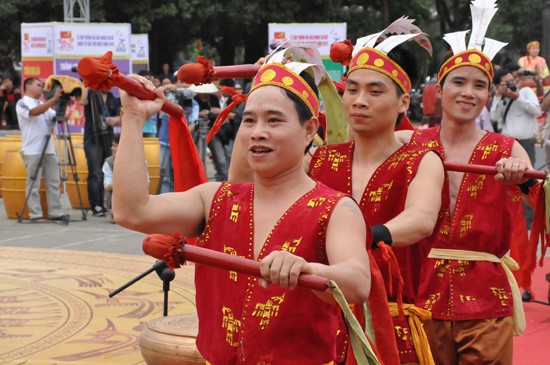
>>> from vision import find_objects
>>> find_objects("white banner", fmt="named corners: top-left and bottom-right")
top-left (131, 34), bottom-right (149, 63)
top-left (268, 23), bottom-right (347, 56)
top-left (53, 22), bottom-right (131, 58)
top-left (21, 23), bottom-right (54, 58)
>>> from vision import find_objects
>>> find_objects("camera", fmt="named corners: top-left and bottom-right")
top-left (520, 70), bottom-right (537, 77)
top-left (175, 87), bottom-right (196, 108)
top-left (505, 81), bottom-right (517, 92)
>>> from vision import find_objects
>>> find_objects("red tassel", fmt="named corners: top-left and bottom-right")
top-left (206, 87), bottom-right (247, 143)
top-left (168, 114), bottom-right (208, 192)
top-left (376, 242), bottom-right (405, 319)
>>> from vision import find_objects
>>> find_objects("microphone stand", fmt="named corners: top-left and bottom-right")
top-left (109, 260), bottom-right (175, 316)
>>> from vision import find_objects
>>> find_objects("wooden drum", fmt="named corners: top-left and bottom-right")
top-left (139, 313), bottom-right (205, 365)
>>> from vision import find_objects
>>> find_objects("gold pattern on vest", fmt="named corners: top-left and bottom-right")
top-left (224, 246), bottom-right (242, 281)
top-left (426, 139), bottom-right (439, 148)
top-left (221, 306), bottom-right (241, 347)
top-left (459, 294), bottom-right (477, 303)
top-left (229, 204), bottom-right (241, 223)
top-left (327, 150), bottom-right (346, 171)
top-left (477, 142), bottom-right (499, 160)
top-left (394, 325), bottom-right (410, 341)
top-left (307, 197), bottom-right (326, 207)
top-left (252, 294), bottom-right (285, 330)
top-left (434, 259), bottom-right (450, 278)
top-left (459, 213), bottom-right (474, 237)
top-left (467, 175), bottom-right (486, 198)
top-left (368, 181), bottom-right (394, 203)
top-left (281, 237), bottom-right (302, 253)
top-left (453, 260), bottom-right (470, 277)
top-left (423, 293), bottom-right (441, 311)
top-left (490, 287), bottom-right (510, 307)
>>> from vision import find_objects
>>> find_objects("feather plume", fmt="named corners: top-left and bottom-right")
top-left (467, 0), bottom-right (498, 50)
top-left (443, 31), bottom-right (470, 54)
top-left (376, 33), bottom-right (431, 56)
top-left (380, 16), bottom-right (422, 39)
top-left (352, 33), bottom-right (382, 56)
top-left (482, 38), bottom-right (508, 60)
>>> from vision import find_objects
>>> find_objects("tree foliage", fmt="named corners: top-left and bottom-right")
top-left (0, 0), bottom-right (547, 79)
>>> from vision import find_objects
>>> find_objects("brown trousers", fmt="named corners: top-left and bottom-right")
top-left (423, 317), bottom-right (513, 365)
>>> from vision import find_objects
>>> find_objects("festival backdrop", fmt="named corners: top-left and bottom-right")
top-left (267, 23), bottom-right (347, 82)
top-left (21, 22), bottom-right (135, 131)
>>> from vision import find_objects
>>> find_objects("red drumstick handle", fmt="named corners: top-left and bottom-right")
top-left (179, 244), bottom-right (329, 291)
top-left (116, 76), bottom-right (183, 118)
top-left (444, 161), bottom-right (546, 180)
top-left (212, 64), bottom-right (261, 79)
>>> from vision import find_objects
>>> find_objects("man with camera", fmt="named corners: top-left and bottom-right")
top-left (80, 87), bottom-right (121, 216)
top-left (15, 78), bottom-right (68, 222)
top-left (491, 67), bottom-right (542, 166)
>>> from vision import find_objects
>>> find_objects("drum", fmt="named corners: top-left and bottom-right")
top-left (139, 313), bottom-right (205, 365)
top-left (0, 135), bottom-right (22, 197)
top-left (1, 148), bottom-right (48, 219)
top-left (143, 138), bottom-right (160, 195)
top-left (65, 142), bottom-right (90, 209)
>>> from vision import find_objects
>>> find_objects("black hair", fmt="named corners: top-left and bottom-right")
top-left (23, 77), bottom-right (40, 92)
top-left (283, 70), bottom-right (319, 125)
top-left (113, 134), bottom-right (121, 144)
top-left (386, 46), bottom-right (420, 97)
top-left (219, 78), bottom-right (235, 88)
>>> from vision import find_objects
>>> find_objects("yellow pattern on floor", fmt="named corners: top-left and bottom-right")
top-left (0, 247), bottom-right (197, 364)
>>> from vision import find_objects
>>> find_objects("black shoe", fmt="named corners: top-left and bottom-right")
top-left (48, 214), bottom-right (70, 225)
top-left (30, 217), bottom-right (48, 223)
top-left (522, 289), bottom-right (533, 302)
top-left (92, 206), bottom-right (106, 217)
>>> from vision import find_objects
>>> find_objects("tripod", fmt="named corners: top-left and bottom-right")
top-left (17, 109), bottom-right (87, 223)
top-left (109, 260), bottom-right (175, 317)
top-left (195, 118), bottom-right (210, 169)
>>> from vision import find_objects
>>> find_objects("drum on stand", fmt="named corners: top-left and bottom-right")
top-left (139, 313), bottom-right (205, 365)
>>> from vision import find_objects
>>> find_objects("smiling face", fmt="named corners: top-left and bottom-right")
top-left (437, 66), bottom-right (490, 125)
top-left (237, 86), bottom-right (317, 179)
top-left (342, 68), bottom-right (409, 136)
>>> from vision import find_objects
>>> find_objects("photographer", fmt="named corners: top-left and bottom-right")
top-left (490, 67), bottom-right (542, 165)
top-left (80, 87), bottom-right (121, 216)
top-left (15, 78), bottom-right (68, 222)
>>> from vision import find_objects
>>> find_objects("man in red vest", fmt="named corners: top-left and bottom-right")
top-left (396, 1), bottom-right (532, 363)
top-left (113, 63), bottom-right (374, 364)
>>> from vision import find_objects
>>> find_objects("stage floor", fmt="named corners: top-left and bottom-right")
top-left (0, 247), bottom-right (197, 364)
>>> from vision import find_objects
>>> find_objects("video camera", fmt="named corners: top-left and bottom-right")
top-left (505, 80), bottom-right (517, 92)
top-left (174, 87), bottom-right (196, 108)
top-left (43, 77), bottom-right (83, 116)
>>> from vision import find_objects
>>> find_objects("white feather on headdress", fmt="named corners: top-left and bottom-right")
top-left (442, 0), bottom-right (505, 60)
top-left (482, 38), bottom-right (508, 60)
top-left (352, 16), bottom-right (432, 57)
top-left (467, 0), bottom-right (498, 51)
top-left (443, 31), bottom-right (470, 55)
top-left (265, 41), bottom-right (324, 84)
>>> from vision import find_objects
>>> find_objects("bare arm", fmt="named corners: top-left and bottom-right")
top-left (112, 76), bottom-right (218, 236)
top-left (259, 197), bottom-right (370, 304)
top-left (385, 151), bottom-right (444, 247)
top-left (541, 92), bottom-right (550, 113)
top-left (29, 88), bottom-right (62, 116)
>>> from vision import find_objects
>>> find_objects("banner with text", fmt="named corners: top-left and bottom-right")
top-left (267, 23), bottom-right (347, 82)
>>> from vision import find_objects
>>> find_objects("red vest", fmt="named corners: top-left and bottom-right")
top-left (195, 182), bottom-right (343, 364)
top-left (310, 141), bottom-right (436, 302)
top-left (410, 127), bottom-right (521, 320)
top-left (311, 140), bottom-right (438, 365)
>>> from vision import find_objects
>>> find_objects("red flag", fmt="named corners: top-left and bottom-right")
top-left (168, 115), bottom-right (207, 191)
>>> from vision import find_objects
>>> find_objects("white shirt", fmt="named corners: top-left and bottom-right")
top-left (490, 87), bottom-right (541, 140)
top-left (16, 95), bottom-right (57, 155)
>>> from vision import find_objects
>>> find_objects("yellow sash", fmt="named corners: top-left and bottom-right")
top-left (428, 248), bottom-right (525, 336)
top-left (388, 302), bottom-right (434, 365)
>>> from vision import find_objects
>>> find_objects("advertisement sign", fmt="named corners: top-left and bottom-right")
top-left (21, 22), bottom-right (132, 129)
top-left (130, 34), bottom-right (150, 73)
top-left (267, 23), bottom-right (346, 81)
